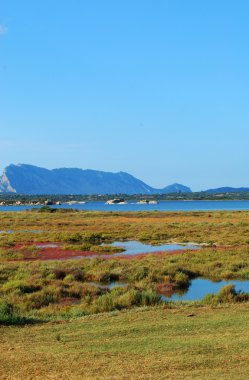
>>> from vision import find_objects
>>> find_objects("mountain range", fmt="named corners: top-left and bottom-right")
top-left (1, 164), bottom-right (249, 195)
top-left (0, 164), bottom-right (191, 195)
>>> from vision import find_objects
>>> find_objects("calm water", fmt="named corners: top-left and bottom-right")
top-left (71, 241), bottom-right (199, 260)
top-left (87, 278), bottom-right (249, 301)
top-left (108, 240), bottom-right (199, 256)
top-left (161, 279), bottom-right (249, 301)
top-left (36, 243), bottom-right (59, 248)
top-left (1, 200), bottom-right (249, 212)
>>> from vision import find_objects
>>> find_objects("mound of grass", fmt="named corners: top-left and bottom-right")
top-left (203, 284), bottom-right (249, 305)
top-left (0, 301), bottom-right (32, 325)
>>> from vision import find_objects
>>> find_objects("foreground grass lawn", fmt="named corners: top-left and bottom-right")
top-left (1, 304), bottom-right (249, 380)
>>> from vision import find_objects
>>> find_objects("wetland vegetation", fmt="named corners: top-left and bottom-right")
top-left (1, 209), bottom-right (249, 378)
top-left (1, 210), bottom-right (249, 322)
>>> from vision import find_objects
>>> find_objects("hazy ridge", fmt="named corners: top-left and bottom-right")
top-left (0, 164), bottom-right (191, 195)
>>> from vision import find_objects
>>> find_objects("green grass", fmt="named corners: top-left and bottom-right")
top-left (1, 304), bottom-right (249, 379)
top-left (2, 209), bottom-right (249, 246)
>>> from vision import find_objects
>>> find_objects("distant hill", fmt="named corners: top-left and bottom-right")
top-left (0, 164), bottom-right (192, 195)
top-left (205, 187), bottom-right (249, 194)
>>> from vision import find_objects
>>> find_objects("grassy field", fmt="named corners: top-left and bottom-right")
top-left (2, 209), bottom-right (249, 245)
top-left (1, 303), bottom-right (249, 379)
top-left (1, 210), bottom-right (249, 378)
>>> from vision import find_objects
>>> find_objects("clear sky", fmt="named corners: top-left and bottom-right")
top-left (1, 0), bottom-right (249, 191)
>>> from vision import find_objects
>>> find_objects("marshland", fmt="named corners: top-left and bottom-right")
top-left (1, 209), bottom-right (249, 378)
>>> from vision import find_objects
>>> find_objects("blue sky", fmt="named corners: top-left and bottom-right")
top-left (0, 0), bottom-right (249, 191)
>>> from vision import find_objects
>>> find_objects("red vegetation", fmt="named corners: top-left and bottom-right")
top-left (11, 242), bottom-right (205, 261)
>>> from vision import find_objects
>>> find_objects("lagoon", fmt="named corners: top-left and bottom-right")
top-left (2, 200), bottom-right (249, 212)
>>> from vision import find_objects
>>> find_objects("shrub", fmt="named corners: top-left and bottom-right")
top-left (1, 280), bottom-right (40, 295)
top-left (137, 233), bottom-right (151, 242)
top-left (63, 274), bottom-right (75, 283)
top-left (65, 233), bottom-right (83, 243)
top-left (83, 233), bottom-right (103, 245)
top-left (140, 289), bottom-right (161, 306)
top-left (39, 206), bottom-right (56, 213)
top-left (128, 266), bottom-right (149, 281)
top-left (71, 269), bottom-right (85, 281)
top-left (0, 301), bottom-right (29, 325)
top-left (92, 293), bottom-right (114, 312)
top-left (90, 245), bottom-right (125, 254)
top-left (99, 272), bottom-right (120, 282)
top-left (174, 272), bottom-right (190, 288)
top-left (53, 269), bottom-right (67, 280)
top-left (218, 284), bottom-right (237, 302)
top-left (202, 284), bottom-right (249, 305)
top-left (25, 286), bottom-right (60, 310)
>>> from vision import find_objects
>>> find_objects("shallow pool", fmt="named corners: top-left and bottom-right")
top-left (107, 240), bottom-right (200, 256)
top-left (160, 278), bottom-right (249, 301)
